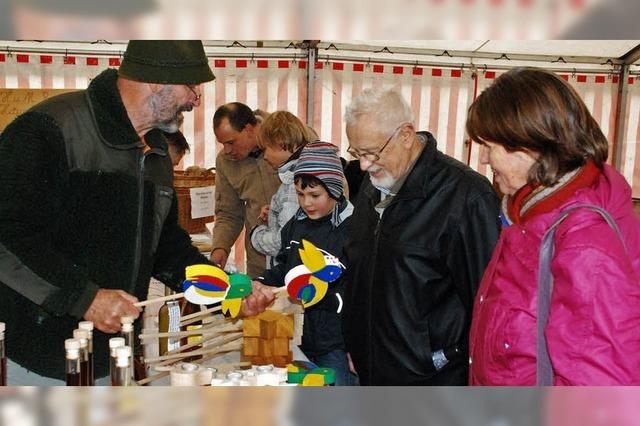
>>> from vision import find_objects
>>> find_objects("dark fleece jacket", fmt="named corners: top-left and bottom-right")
top-left (0, 69), bottom-right (208, 380)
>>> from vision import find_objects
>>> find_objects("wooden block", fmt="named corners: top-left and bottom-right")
top-left (257, 310), bottom-right (282, 321)
top-left (242, 337), bottom-right (260, 356)
top-left (242, 317), bottom-right (261, 337)
top-left (272, 351), bottom-right (293, 368)
top-left (260, 318), bottom-right (277, 340)
top-left (275, 314), bottom-right (294, 337)
top-left (250, 356), bottom-right (267, 365)
top-left (241, 354), bottom-right (268, 366)
top-left (272, 337), bottom-right (289, 356)
top-left (259, 338), bottom-right (274, 357)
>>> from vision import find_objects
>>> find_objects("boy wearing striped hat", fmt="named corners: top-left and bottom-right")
top-left (254, 141), bottom-right (357, 386)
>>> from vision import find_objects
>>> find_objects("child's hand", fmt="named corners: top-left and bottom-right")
top-left (257, 205), bottom-right (270, 223)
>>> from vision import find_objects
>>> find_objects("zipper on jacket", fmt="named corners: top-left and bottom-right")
top-left (367, 198), bottom-right (384, 382)
top-left (129, 149), bottom-right (146, 294)
top-left (130, 147), bottom-right (168, 294)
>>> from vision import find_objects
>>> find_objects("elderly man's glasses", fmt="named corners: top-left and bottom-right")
top-left (186, 84), bottom-right (201, 101)
top-left (347, 123), bottom-right (407, 162)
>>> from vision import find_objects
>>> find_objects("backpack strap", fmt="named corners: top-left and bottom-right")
top-left (537, 204), bottom-right (626, 386)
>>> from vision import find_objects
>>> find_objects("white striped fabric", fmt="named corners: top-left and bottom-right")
top-left (621, 76), bottom-right (640, 198)
top-left (0, 52), bottom-right (637, 198)
top-left (181, 58), bottom-right (308, 170)
top-left (313, 62), bottom-right (475, 167)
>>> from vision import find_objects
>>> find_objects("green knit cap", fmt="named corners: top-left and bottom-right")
top-left (119, 40), bottom-right (215, 84)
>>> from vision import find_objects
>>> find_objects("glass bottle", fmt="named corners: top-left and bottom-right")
top-left (78, 321), bottom-right (94, 385)
top-left (108, 337), bottom-right (125, 386)
top-left (112, 346), bottom-right (132, 386)
top-left (0, 322), bottom-right (6, 386)
top-left (120, 316), bottom-right (135, 381)
top-left (73, 329), bottom-right (89, 386)
top-left (158, 287), bottom-right (181, 356)
top-left (65, 338), bottom-right (82, 386)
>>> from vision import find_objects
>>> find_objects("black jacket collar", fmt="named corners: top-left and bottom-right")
top-left (362, 131), bottom-right (437, 203)
top-left (86, 68), bottom-right (166, 152)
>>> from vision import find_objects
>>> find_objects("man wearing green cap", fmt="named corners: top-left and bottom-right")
top-left (0, 40), bottom-right (274, 384)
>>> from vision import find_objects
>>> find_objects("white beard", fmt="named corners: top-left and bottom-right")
top-left (369, 169), bottom-right (397, 191)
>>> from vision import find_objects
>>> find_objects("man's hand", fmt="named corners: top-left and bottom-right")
top-left (84, 289), bottom-right (141, 334)
top-left (258, 205), bottom-right (270, 222)
top-left (240, 281), bottom-right (276, 317)
top-left (210, 248), bottom-right (228, 269)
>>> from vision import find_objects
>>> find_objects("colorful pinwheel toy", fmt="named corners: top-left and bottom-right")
top-left (182, 264), bottom-right (252, 318)
top-left (284, 239), bottom-right (344, 308)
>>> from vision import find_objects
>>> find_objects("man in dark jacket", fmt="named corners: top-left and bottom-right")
top-left (0, 40), bottom-right (274, 384)
top-left (342, 88), bottom-right (501, 385)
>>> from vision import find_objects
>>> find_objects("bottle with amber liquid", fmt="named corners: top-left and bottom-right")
top-left (78, 321), bottom-right (95, 385)
top-left (109, 337), bottom-right (125, 386)
top-left (120, 316), bottom-right (135, 381)
top-left (112, 346), bottom-right (132, 386)
top-left (73, 329), bottom-right (90, 386)
top-left (65, 338), bottom-right (82, 386)
top-left (0, 322), bottom-right (6, 386)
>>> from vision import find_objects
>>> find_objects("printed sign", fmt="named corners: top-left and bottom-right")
top-left (189, 186), bottom-right (215, 219)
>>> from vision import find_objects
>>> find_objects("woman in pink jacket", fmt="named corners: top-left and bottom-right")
top-left (466, 67), bottom-right (640, 385)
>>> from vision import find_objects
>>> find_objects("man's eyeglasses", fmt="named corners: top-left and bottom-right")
top-left (347, 123), bottom-right (407, 162)
top-left (186, 84), bottom-right (201, 101)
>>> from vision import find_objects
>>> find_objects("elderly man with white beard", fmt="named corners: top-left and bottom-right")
top-left (341, 88), bottom-right (501, 386)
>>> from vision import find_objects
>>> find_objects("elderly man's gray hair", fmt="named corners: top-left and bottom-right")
top-left (344, 88), bottom-right (414, 133)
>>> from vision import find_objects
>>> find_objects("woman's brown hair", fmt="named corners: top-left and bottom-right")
top-left (466, 67), bottom-right (609, 186)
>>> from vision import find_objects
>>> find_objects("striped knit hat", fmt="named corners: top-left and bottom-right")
top-left (294, 141), bottom-right (344, 199)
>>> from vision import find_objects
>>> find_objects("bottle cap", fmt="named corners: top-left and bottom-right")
top-left (226, 371), bottom-right (243, 381)
top-left (257, 365), bottom-right (274, 373)
top-left (73, 329), bottom-right (89, 340)
top-left (121, 316), bottom-right (135, 332)
top-left (115, 346), bottom-right (131, 368)
top-left (65, 338), bottom-right (80, 350)
top-left (109, 337), bottom-right (126, 349)
top-left (78, 321), bottom-right (94, 332)
top-left (72, 330), bottom-right (88, 348)
top-left (116, 346), bottom-right (132, 358)
top-left (181, 363), bottom-right (198, 372)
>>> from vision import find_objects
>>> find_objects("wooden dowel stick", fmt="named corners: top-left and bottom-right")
top-left (157, 322), bottom-right (239, 360)
top-left (134, 292), bottom-right (184, 308)
top-left (180, 311), bottom-right (227, 328)
top-left (180, 305), bottom-right (222, 323)
top-left (155, 334), bottom-right (223, 364)
top-left (179, 287), bottom-right (286, 322)
top-left (137, 371), bottom-right (170, 385)
top-left (144, 334), bottom-right (242, 363)
top-left (139, 322), bottom-right (241, 340)
top-left (137, 284), bottom-right (287, 312)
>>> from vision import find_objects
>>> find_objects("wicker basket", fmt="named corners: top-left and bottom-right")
top-left (174, 169), bottom-right (216, 234)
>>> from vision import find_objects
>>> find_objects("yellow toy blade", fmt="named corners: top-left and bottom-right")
top-left (221, 298), bottom-right (242, 318)
top-left (185, 264), bottom-right (229, 284)
top-left (298, 239), bottom-right (325, 273)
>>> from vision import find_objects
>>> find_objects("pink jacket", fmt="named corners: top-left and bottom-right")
top-left (469, 165), bottom-right (640, 385)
